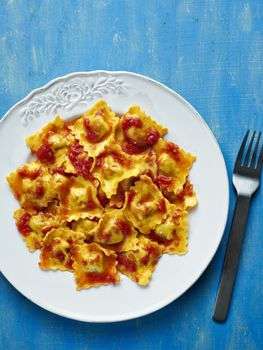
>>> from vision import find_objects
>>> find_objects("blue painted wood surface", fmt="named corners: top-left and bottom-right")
top-left (0, 0), bottom-right (263, 349)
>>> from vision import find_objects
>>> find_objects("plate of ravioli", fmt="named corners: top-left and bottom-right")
top-left (0, 71), bottom-right (229, 322)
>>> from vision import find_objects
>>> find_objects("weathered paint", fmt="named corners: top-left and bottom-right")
top-left (0, 0), bottom-right (263, 349)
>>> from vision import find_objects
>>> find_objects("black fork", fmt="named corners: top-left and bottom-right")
top-left (213, 130), bottom-right (263, 322)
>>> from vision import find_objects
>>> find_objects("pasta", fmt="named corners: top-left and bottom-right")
top-left (7, 100), bottom-right (197, 289)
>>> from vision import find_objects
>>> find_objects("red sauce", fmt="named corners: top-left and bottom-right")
top-left (177, 182), bottom-right (193, 199)
top-left (86, 272), bottom-right (117, 284)
top-left (100, 231), bottom-right (112, 242)
top-left (117, 254), bottom-right (136, 272)
top-left (58, 177), bottom-right (75, 208)
top-left (122, 116), bottom-right (142, 131)
top-left (51, 166), bottom-right (70, 176)
top-left (42, 226), bottom-right (55, 236)
top-left (97, 192), bottom-right (109, 207)
top-left (87, 187), bottom-right (97, 211)
top-left (34, 183), bottom-right (44, 197)
top-left (145, 127), bottom-right (160, 146)
top-left (149, 231), bottom-right (171, 246)
top-left (53, 250), bottom-right (65, 262)
top-left (140, 246), bottom-right (159, 266)
top-left (172, 212), bottom-right (181, 222)
top-left (18, 168), bottom-right (41, 180)
top-left (158, 199), bottom-right (166, 213)
top-left (36, 143), bottom-right (55, 163)
top-left (68, 141), bottom-right (93, 180)
top-left (84, 118), bottom-right (101, 143)
top-left (96, 150), bottom-right (126, 168)
top-left (16, 213), bottom-right (31, 236)
top-left (122, 142), bottom-right (147, 155)
top-left (65, 258), bottom-right (73, 270)
top-left (165, 142), bottom-right (180, 162)
top-left (116, 219), bottom-right (131, 236)
top-left (127, 190), bottom-right (136, 207)
top-left (156, 175), bottom-right (173, 189)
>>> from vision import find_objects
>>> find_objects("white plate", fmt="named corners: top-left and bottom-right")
top-left (0, 71), bottom-right (229, 323)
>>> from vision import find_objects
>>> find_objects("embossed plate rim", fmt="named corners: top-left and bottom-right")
top-left (0, 71), bottom-right (229, 323)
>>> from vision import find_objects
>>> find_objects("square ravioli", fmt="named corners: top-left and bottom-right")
top-left (26, 116), bottom-right (73, 169)
top-left (148, 209), bottom-right (189, 255)
top-left (116, 236), bottom-right (163, 286)
top-left (14, 202), bottom-right (63, 251)
top-left (72, 243), bottom-right (120, 289)
top-left (154, 139), bottom-right (195, 194)
top-left (56, 176), bottom-right (103, 221)
top-left (39, 228), bottom-right (86, 271)
top-left (69, 100), bottom-right (119, 157)
top-left (124, 175), bottom-right (169, 234)
top-left (92, 143), bottom-right (157, 199)
top-left (116, 105), bottom-right (167, 154)
top-left (7, 161), bottom-right (57, 210)
top-left (91, 209), bottom-right (138, 252)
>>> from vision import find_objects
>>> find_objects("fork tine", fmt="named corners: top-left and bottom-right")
top-left (235, 130), bottom-right (249, 168)
top-left (256, 139), bottom-right (263, 172)
top-left (250, 132), bottom-right (261, 168)
top-left (243, 131), bottom-right (256, 167)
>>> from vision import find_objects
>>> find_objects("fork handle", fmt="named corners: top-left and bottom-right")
top-left (213, 194), bottom-right (251, 322)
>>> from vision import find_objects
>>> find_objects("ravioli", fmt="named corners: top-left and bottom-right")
top-left (91, 209), bottom-right (138, 252)
top-left (92, 143), bottom-right (158, 199)
top-left (26, 116), bottom-right (73, 169)
top-left (72, 243), bottom-right (120, 289)
top-left (154, 139), bottom-right (195, 194)
top-left (69, 100), bottom-right (119, 157)
top-left (124, 175), bottom-right (169, 234)
top-left (116, 105), bottom-right (167, 154)
top-left (14, 202), bottom-right (62, 251)
top-left (7, 100), bottom-right (197, 290)
top-left (117, 236), bottom-right (163, 285)
top-left (148, 209), bottom-right (188, 254)
top-left (57, 176), bottom-right (103, 221)
top-left (7, 161), bottom-right (57, 210)
top-left (39, 228), bottom-right (85, 271)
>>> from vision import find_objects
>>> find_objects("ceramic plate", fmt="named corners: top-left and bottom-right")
top-left (0, 71), bottom-right (229, 322)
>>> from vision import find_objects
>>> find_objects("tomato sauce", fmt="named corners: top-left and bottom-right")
top-left (36, 143), bottom-right (55, 163)
top-left (145, 127), bottom-right (160, 146)
top-left (84, 118), bottom-right (101, 143)
top-left (122, 117), bottom-right (142, 131)
top-left (165, 142), bottom-right (181, 162)
top-left (127, 190), bottom-right (136, 207)
top-left (140, 245), bottom-right (159, 266)
top-left (85, 272), bottom-right (117, 284)
top-left (158, 198), bottom-right (166, 213)
top-left (18, 168), bottom-right (41, 180)
top-left (116, 219), bottom-right (131, 236)
top-left (97, 192), bottom-right (109, 207)
top-left (42, 226), bottom-right (55, 236)
top-left (149, 231), bottom-right (171, 246)
top-left (117, 254), bottom-right (136, 272)
top-left (68, 141), bottom-right (93, 180)
top-left (177, 182), bottom-right (193, 199)
top-left (16, 213), bottom-right (31, 236)
top-left (155, 175), bottom-right (173, 189)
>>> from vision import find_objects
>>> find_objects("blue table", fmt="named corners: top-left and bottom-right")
top-left (0, 1), bottom-right (262, 349)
